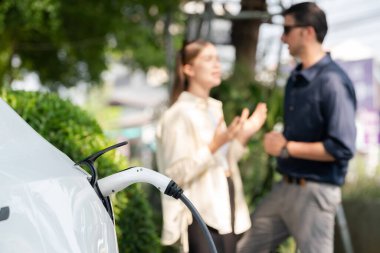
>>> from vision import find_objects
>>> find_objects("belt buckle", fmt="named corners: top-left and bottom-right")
top-left (284, 175), bottom-right (306, 186)
top-left (298, 178), bottom-right (306, 186)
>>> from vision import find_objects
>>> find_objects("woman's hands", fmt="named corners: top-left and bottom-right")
top-left (236, 103), bottom-right (268, 146)
top-left (208, 112), bottom-right (247, 154)
top-left (208, 102), bottom-right (267, 153)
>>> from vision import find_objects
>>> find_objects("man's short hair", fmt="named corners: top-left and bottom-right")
top-left (283, 2), bottom-right (328, 43)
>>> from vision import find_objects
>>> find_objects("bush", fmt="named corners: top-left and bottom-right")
top-left (0, 89), bottom-right (161, 253)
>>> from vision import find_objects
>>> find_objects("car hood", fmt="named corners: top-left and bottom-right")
top-left (0, 98), bottom-right (87, 187)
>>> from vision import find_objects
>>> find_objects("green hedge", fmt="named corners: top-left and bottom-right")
top-left (0, 89), bottom-right (161, 253)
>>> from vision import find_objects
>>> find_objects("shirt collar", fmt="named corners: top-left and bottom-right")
top-left (293, 53), bottom-right (332, 83)
top-left (177, 91), bottom-right (221, 109)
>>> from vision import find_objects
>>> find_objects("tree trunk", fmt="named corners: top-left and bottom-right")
top-left (231, 0), bottom-right (267, 79)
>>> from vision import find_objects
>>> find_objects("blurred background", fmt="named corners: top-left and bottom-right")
top-left (1, 0), bottom-right (379, 252)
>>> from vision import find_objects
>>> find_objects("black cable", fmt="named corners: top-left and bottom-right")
top-left (164, 180), bottom-right (217, 252)
top-left (179, 194), bottom-right (218, 253)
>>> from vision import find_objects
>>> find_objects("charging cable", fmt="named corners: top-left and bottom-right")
top-left (98, 166), bottom-right (218, 253)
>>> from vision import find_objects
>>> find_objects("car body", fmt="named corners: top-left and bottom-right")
top-left (0, 98), bottom-right (118, 252)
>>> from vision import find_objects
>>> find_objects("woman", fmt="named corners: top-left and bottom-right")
top-left (156, 40), bottom-right (267, 253)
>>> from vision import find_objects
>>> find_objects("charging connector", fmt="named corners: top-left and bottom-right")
top-left (97, 166), bottom-right (218, 253)
top-left (98, 167), bottom-right (181, 197)
top-left (78, 142), bottom-right (218, 252)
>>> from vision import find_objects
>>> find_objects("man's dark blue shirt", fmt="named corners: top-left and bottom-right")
top-left (278, 54), bottom-right (357, 186)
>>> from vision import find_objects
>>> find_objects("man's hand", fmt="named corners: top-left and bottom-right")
top-left (264, 131), bottom-right (287, 157)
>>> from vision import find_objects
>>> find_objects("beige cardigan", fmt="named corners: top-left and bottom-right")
top-left (156, 92), bottom-right (251, 252)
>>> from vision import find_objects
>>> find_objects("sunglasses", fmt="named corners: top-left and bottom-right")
top-left (283, 25), bottom-right (309, 35)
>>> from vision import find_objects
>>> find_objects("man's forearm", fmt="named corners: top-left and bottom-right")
top-left (287, 141), bottom-right (335, 162)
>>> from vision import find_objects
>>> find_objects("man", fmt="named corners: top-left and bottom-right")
top-left (238, 2), bottom-right (356, 253)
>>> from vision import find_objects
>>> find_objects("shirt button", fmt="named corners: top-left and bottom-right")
top-left (289, 106), bottom-right (294, 111)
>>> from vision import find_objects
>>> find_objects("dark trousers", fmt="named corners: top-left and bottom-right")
top-left (188, 177), bottom-right (238, 253)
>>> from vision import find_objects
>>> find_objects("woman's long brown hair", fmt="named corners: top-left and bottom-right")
top-left (170, 39), bottom-right (210, 105)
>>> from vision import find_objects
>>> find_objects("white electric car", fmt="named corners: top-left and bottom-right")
top-left (0, 98), bottom-right (119, 252)
top-left (0, 98), bottom-right (217, 253)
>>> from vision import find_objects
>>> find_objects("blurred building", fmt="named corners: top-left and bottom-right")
top-left (336, 57), bottom-right (380, 176)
